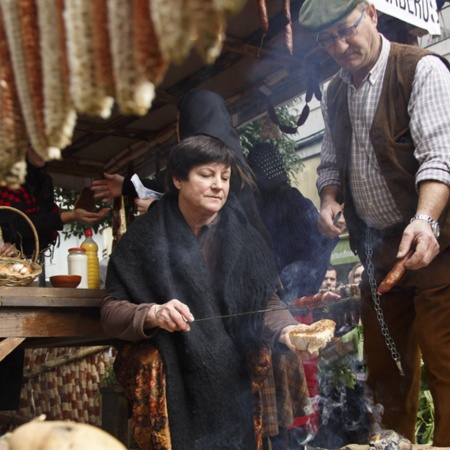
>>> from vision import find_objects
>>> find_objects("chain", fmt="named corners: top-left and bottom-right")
top-left (365, 228), bottom-right (404, 376)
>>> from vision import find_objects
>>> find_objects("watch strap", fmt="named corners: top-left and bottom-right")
top-left (410, 214), bottom-right (440, 238)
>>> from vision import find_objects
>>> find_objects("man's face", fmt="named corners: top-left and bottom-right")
top-left (317, 4), bottom-right (380, 79)
top-left (322, 270), bottom-right (337, 290)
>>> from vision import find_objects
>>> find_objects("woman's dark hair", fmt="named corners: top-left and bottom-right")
top-left (166, 135), bottom-right (236, 193)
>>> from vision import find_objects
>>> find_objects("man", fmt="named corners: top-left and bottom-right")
top-left (321, 265), bottom-right (338, 290)
top-left (299, 0), bottom-right (450, 445)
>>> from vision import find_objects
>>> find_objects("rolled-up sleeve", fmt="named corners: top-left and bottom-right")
top-left (409, 55), bottom-right (450, 189)
top-left (101, 295), bottom-right (157, 341)
top-left (316, 89), bottom-right (342, 195)
top-left (261, 293), bottom-right (298, 349)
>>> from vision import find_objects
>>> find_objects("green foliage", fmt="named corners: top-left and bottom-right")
top-left (54, 187), bottom-right (111, 240)
top-left (320, 361), bottom-right (357, 390)
top-left (238, 101), bottom-right (304, 182)
top-left (416, 361), bottom-right (434, 444)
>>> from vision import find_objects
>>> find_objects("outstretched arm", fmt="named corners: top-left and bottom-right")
top-left (91, 172), bottom-right (125, 202)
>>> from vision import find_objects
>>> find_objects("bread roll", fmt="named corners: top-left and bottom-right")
top-left (289, 319), bottom-right (336, 353)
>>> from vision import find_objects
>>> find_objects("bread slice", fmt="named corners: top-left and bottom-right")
top-left (289, 319), bottom-right (336, 353)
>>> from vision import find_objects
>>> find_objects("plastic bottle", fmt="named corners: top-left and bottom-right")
top-left (67, 248), bottom-right (88, 289)
top-left (80, 229), bottom-right (100, 289)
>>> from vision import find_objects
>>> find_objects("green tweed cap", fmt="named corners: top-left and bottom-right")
top-left (299, 0), bottom-right (362, 32)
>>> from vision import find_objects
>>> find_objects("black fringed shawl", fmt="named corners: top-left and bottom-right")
top-left (106, 193), bottom-right (279, 449)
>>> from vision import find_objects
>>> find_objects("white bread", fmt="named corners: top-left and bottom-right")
top-left (289, 319), bottom-right (336, 353)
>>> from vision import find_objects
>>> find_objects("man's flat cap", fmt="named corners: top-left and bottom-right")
top-left (299, 0), bottom-right (362, 32)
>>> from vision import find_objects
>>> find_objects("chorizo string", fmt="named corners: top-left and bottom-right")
top-left (377, 251), bottom-right (413, 296)
top-left (283, 0), bottom-right (293, 55)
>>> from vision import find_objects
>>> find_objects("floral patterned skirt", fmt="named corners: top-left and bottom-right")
top-left (114, 341), bottom-right (271, 450)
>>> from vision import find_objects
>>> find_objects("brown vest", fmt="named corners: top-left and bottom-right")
top-left (327, 42), bottom-right (450, 252)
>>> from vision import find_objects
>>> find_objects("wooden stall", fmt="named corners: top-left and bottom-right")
top-left (0, 287), bottom-right (112, 361)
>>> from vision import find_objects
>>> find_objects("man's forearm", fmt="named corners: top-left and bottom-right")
top-left (416, 180), bottom-right (450, 221)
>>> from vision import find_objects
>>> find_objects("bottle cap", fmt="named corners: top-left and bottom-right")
top-left (68, 247), bottom-right (86, 252)
top-left (84, 229), bottom-right (93, 236)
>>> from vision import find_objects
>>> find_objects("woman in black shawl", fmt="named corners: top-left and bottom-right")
top-left (102, 135), bottom-right (314, 450)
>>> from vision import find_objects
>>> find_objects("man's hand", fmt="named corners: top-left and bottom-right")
top-left (91, 172), bottom-right (124, 202)
top-left (398, 220), bottom-right (439, 270)
top-left (318, 185), bottom-right (346, 238)
top-left (318, 201), bottom-right (346, 238)
top-left (398, 180), bottom-right (449, 269)
top-left (145, 299), bottom-right (194, 332)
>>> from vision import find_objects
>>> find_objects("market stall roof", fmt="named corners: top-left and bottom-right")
top-left (38, 1), bottom-right (426, 189)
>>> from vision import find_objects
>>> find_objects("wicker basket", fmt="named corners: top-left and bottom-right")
top-left (0, 206), bottom-right (42, 286)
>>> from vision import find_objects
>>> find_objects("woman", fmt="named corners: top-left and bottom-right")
top-left (0, 146), bottom-right (110, 258)
top-left (102, 135), bottom-right (313, 450)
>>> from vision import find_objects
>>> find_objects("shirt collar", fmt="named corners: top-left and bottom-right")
top-left (340, 34), bottom-right (390, 86)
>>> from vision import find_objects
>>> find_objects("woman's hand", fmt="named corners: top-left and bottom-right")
top-left (279, 325), bottom-right (319, 360)
top-left (61, 208), bottom-right (111, 225)
top-left (145, 299), bottom-right (194, 332)
top-left (135, 197), bottom-right (157, 215)
top-left (0, 242), bottom-right (19, 257)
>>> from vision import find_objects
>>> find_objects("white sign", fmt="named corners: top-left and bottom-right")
top-left (373, 0), bottom-right (441, 35)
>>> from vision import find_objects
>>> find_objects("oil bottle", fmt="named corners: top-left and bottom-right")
top-left (80, 229), bottom-right (100, 289)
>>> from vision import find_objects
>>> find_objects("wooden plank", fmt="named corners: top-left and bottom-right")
top-left (0, 308), bottom-right (105, 338)
top-left (0, 287), bottom-right (104, 307)
top-left (0, 337), bottom-right (26, 361)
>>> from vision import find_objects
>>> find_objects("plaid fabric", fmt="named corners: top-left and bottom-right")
top-left (261, 350), bottom-right (311, 437)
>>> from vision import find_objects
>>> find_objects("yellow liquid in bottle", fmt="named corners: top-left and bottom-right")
top-left (81, 235), bottom-right (100, 289)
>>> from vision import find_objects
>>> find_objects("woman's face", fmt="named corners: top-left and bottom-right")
top-left (173, 162), bottom-right (231, 218)
top-left (353, 265), bottom-right (364, 285)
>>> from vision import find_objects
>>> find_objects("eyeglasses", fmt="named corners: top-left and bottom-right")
top-left (316, 8), bottom-right (366, 49)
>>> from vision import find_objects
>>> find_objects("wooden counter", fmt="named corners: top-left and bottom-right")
top-left (0, 287), bottom-right (114, 361)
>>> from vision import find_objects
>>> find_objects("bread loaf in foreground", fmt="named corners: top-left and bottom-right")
top-left (289, 319), bottom-right (336, 353)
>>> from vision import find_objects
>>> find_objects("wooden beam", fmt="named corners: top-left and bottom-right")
top-left (0, 338), bottom-right (26, 362)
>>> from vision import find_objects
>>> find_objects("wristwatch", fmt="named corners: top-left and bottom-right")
top-left (410, 214), bottom-right (440, 239)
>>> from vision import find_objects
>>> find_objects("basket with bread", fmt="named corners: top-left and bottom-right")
top-left (0, 206), bottom-right (42, 286)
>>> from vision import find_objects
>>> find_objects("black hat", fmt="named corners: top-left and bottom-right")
top-left (178, 89), bottom-right (245, 167)
top-left (247, 142), bottom-right (289, 191)
top-left (299, 0), bottom-right (361, 32)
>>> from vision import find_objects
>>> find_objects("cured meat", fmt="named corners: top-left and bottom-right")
top-left (107, 0), bottom-right (155, 115)
top-left (1, 0), bottom-right (59, 162)
top-left (37, 0), bottom-right (76, 150)
top-left (64, 0), bottom-right (113, 118)
top-left (377, 252), bottom-right (413, 296)
top-left (289, 284), bottom-right (361, 310)
top-left (212, 0), bottom-right (246, 15)
top-left (91, 0), bottom-right (115, 97)
top-left (149, 0), bottom-right (193, 65)
top-left (189, 0), bottom-right (224, 64)
top-left (283, 0), bottom-right (293, 55)
top-left (133, 0), bottom-right (168, 85)
top-left (0, 7), bottom-right (28, 188)
top-left (257, 0), bottom-right (269, 36)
